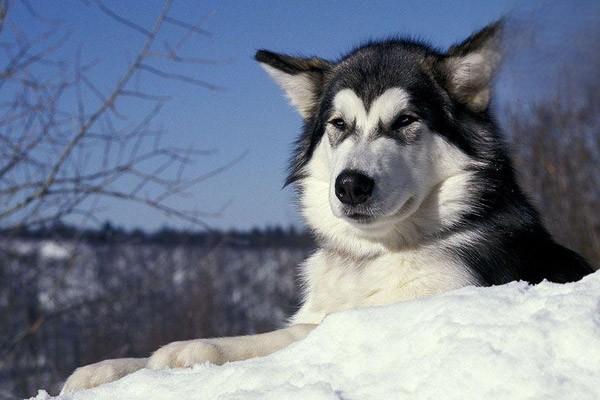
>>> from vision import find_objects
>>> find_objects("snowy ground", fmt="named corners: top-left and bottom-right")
top-left (32, 270), bottom-right (600, 400)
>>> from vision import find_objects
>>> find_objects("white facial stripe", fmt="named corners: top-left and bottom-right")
top-left (369, 88), bottom-right (411, 127)
top-left (331, 87), bottom-right (411, 135)
top-left (333, 88), bottom-right (366, 125)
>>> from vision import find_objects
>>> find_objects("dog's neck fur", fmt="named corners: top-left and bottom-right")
top-left (290, 215), bottom-right (480, 325)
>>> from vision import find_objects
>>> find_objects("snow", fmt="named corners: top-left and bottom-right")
top-left (39, 241), bottom-right (72, 260)
top-left (7, 239), bottom-right (72, 260)
top-left (32, 270), bottom-right (600, 400)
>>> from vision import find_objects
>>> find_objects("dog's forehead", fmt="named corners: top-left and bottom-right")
top-left (328, 44), bottom-right (430, 110)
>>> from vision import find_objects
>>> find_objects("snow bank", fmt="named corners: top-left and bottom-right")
top-left (33, 271), bottom-right (600, 400)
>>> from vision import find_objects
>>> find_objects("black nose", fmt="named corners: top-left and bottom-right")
top-left (335, 170), bottom-right (375, 206)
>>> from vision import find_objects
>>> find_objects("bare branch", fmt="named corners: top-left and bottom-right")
top-left (119, 90), bottom-right (172, 101)
top-left (0, 0), bottom-right (174, 221)
top-left (0, 0), bottom-right (226, 232)
top-left (93, 0), bottom-right (151, 37)
top-left (164, 16), bottom-right (211, 37)
top-left (0, 0), bottom-right (7, 34)
top-left (138, 63), bottom-right (222, 90)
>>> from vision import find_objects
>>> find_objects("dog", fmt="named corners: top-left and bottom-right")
top-left (62, 20), bottom-right (593, 393)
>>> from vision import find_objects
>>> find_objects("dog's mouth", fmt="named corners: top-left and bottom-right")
top-left (346, 212), bottom-right (376, 224)
top-left (342, 196), bottom-right (416, 226)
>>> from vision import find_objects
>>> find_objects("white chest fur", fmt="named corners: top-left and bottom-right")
top-left (290, 247), bottom-right (476, 325)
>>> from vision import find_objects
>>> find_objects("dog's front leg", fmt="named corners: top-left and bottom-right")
top-left (147, 323), bottom-right (317, 369)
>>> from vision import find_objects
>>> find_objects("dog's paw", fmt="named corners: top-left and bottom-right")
top-left (61, 358), bottom-right (146, 394)
top-left (147, 339), bottom-right (224, 369)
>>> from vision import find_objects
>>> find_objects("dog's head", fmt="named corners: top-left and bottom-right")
top-left (256, 22), bottom-right (504, 255)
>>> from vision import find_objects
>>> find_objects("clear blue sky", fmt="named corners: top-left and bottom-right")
top-left (8, 0), bottom-right (600, 231)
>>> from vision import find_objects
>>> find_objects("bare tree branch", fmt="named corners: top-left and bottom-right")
top-left (0, 0), bottom-right (227, 232)
top-left (138, 63), bottom-right (222, 90)
top-left (0, 0), bottom-right (7, 34)
top-left (93, 0), bottom-right (151, 37)
top-left (164, 16), bottom-right (211, 37)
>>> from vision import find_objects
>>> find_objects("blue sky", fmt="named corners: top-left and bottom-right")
top-left (8, 0), bottom-right (600, 230)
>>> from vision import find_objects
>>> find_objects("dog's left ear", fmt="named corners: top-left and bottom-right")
top-left (255, 50), bottom-right (332, 119)
top-left (437, 20), bottom-right (504, 112)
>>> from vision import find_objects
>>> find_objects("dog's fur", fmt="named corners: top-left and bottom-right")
top-left (62, 21), bottom-right (593, 393)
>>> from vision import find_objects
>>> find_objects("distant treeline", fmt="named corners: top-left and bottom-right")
top-left (3, 222), bottom-right (315, 248)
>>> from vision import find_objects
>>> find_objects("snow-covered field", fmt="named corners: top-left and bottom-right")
top-left (32, 270), bottom-right (600, 400)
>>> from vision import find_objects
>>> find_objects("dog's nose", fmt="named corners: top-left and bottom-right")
top-left (335, 170), bottom-right (375, 206)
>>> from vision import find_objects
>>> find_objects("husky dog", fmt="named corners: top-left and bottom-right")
top-left (62, 21), bottom-right (593, 393)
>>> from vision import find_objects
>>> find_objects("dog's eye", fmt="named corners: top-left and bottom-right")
top-left (390, 115), bottom-right (418, 130)
top-left (329, 118), bottom-right (347, 130)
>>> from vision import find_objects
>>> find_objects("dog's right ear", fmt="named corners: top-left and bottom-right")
top-left (255, 50), bottom-right (332, 119)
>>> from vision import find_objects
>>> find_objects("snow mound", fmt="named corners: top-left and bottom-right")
top-left (33, 271), bottom-right (600, 400)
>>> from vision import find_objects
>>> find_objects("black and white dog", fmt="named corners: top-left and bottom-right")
top-left (62, 21), bottom-right (593, 393)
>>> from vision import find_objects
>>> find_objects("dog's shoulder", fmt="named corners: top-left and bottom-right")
top-left (448, 219), bottom-right (595, 285)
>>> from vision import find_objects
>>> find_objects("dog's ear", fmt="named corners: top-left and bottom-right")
top-left (437, 20), bottom-right (504, 112)
top-left (255, 50), bottom-right (332, 119)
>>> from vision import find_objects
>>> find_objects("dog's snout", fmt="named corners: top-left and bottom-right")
top-left (335, 170), bottom-right (374, 206)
